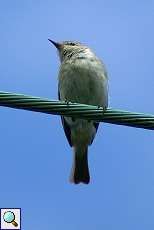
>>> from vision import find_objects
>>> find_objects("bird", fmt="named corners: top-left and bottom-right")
top-left (48, 39), bottom-right (108, 184)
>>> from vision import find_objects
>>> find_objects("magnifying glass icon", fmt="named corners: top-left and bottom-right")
top-left (3, 211), bottom-right (18, 227)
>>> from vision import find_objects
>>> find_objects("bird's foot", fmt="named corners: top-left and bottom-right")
top-left (97, 105), bottom-right (107, 118)
top-left (65, 99), bottom-right (70, 105)
top-left (97, 105), bottom-right (106, 111)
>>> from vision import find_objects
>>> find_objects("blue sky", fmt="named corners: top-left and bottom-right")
top-left (0, 1), bottom-right (154, 229)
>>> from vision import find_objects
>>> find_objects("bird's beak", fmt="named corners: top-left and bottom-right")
top-left (48, 39), bottom-right (61, 49)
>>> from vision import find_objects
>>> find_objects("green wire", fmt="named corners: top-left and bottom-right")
top-left (0, 91), bottom-right (154, 130)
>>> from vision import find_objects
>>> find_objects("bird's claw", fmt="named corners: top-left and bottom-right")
top-left (97, 105), bottom-right (106, 116)
top-left (65, 99), bottom-right (70, 105)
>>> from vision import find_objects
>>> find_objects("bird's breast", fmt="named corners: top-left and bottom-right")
top-left (58, 57), bottom-right (108, 108)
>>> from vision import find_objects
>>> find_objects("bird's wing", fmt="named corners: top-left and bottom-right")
top-left (89, 122), bottom-right (99, 145)
top-left (58, 87), bottom-right (72, 147)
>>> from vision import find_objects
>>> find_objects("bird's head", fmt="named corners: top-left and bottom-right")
top-left (48, 39), bottom-right (86, 62)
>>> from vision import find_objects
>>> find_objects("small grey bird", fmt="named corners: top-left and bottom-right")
top-left (49, 39), bottom-right (108, 184)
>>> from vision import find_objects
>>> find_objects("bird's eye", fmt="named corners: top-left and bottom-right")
top-left (69, 43), bottom-right (76, 46)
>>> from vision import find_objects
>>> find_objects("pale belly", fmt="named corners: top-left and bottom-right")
top-left (58, 58), bottom-right (108, 109)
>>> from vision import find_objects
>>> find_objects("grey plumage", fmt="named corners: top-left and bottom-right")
top-left (49, 39), bottom-right (108, 184)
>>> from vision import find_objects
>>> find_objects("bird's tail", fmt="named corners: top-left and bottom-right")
top-left (70, 146), bottom-right (90, 184)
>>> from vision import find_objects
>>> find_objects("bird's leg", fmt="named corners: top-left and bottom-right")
top-left (102, 107), bottom-right (107, 118)
top-left (97, 105), bottom-right (106, 121)
top-left (64, 99), bottom-right (75, 122)
top-left (97, 105), bottom-right (106, 112)
top-left (65, 98), bottom-right (70, 105)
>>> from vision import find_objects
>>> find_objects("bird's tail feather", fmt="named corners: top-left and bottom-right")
top-left (70, 146), bottom-right (90, 184)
